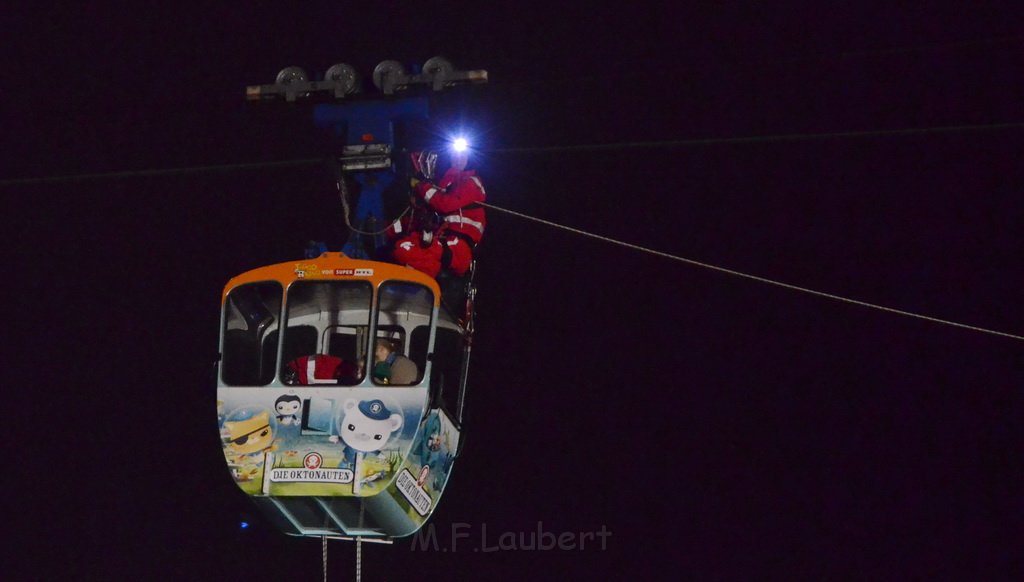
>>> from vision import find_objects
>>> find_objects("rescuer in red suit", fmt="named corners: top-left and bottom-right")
top-left (389, 145), bottom-right (485, 278)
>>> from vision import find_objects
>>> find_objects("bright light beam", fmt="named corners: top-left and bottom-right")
top-left (452, 137), bottom-right (469, 152)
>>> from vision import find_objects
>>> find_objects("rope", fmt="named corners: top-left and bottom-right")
top-left (322, 536), bottom-right (328, 582)
top-left (356, 537), bottom-right (362, 582)
top-left (355, 502), bottom-right (366, 582)
top-left (480, 201), bottom-right (1024, 342)
top-left (336, 173), bottom-right (410, 236)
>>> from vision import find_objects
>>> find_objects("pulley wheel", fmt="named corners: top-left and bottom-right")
top-left (422, 56), bottom-right (454, 77)
top-left (372, 60), bottom-right (407, 91)
top-left (325, 63), bottom-right (360, 95)
top-left (275, 66), bottom-right (309, 85)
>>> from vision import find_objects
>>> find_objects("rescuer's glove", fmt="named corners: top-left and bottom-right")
top-left (412, 178), bottom-right (437, 201)
top-left (409, 151), bottom-right (437, 180)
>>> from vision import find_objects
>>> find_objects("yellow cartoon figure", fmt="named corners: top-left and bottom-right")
top-left (222, 409), bottom-right (276, 483)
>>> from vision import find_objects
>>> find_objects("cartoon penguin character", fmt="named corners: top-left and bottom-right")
top-left (329, 399), bottom-right (403, 464)
top-left (274, 394), bottom-right (302, 426)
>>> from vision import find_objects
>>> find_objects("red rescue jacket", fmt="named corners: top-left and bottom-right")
top-left (286, 355), bottom-right (357, 385)
top-left (415, 169), bottom-right (486, 245)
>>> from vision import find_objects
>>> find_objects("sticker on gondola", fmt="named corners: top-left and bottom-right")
top-left (396, 468), bottom-right (432, 516)
top-left (294, 263), bottom-right (320, 278)
top-left (355, 268), bottom-right (374, 277)
top-left (269, 466), bottom-right (353, 484)
top-left (334, 269), bottom-right (355, 276)
top-left (269, 453), bottom-right (352, 484)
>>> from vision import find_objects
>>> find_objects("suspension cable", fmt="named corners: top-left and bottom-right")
top-left (488, 122), bottom-right (1024, 155)
top-left (480, 201), bottom-right (1024, 342)
top-left (2, 121), bottom-right (1021, 187)
top-left (488, 35), bottom-right (1024, 89)
top-left (0, 158), bottom-right (322, 186)
top-left (322, 536), bottom-right (328, 582)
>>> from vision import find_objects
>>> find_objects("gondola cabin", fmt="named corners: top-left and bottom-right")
top-left (217, 252), bottom-right (468, 539)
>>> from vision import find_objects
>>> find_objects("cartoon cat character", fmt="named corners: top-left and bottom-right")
top-left (223, 410), bottom-right (276, 482)
top-left (329, 399), bottom-right (403, 463)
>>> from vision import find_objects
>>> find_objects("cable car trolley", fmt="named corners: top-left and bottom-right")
top-left (218, 58), bottom-right (484, 541)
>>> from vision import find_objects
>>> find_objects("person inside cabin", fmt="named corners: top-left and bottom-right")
top-left (388, 142), bottom-right (486, 280)
top-left (284, 353), bottom-right (362, 386)
top-left (372, 338), bottom-right (418, 385)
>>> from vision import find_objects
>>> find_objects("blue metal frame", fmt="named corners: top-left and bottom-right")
top-left (313, 98), bottom-right (430, 258)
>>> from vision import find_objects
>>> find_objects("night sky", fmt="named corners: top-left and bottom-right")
top-left (7, 5), bottom-right (1023, 580)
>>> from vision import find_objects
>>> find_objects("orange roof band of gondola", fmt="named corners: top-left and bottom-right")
top-left (221, 253), bottom-right (442, 305)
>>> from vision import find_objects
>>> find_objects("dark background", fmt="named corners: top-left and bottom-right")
top-left (5, 4), bottom-right (1022, 580)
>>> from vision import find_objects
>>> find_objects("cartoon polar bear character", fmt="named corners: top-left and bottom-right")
top-left (330, 399), bottom-right (403, 457)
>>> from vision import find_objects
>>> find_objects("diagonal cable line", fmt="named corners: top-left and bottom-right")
top-left (481, 201), bottom-right (1024, 342)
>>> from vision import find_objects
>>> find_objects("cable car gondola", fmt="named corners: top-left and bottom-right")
top-left (217, 253), bottom-right (473, 539)
top-left (220, 58), bottom-right (484, 542)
